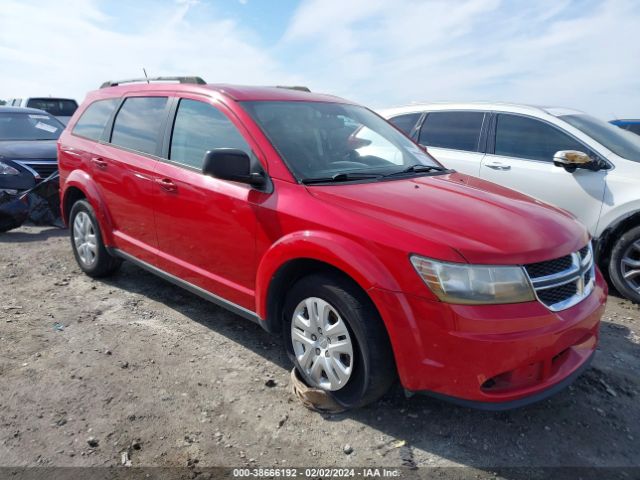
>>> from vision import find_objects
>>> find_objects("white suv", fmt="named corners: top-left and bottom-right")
top-left (380, 102), bottom-right (640, 303)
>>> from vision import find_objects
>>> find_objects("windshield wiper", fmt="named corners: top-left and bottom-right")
top-left (301, 172), bottom-right (383, 184)
top-left (383, 164), bottom-right (449, 177)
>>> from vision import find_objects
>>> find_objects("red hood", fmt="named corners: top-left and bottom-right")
top-left (307, 172), bottom-right (589, 265)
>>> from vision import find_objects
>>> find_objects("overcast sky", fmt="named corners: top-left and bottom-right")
top-left (1, 0), bottom-right (639, 119)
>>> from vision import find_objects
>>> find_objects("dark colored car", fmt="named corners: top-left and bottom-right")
top-left (9, 98), bottom-right (78, 125)
top-left (0, 107), bottom-right (63, 194)
top-left (610, 119), bottom-right (640, 136)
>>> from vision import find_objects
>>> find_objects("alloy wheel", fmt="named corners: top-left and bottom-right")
top-left (621, 240), bottom-right (640, 294)
top-left (73, 211), bottom-right (98, 267)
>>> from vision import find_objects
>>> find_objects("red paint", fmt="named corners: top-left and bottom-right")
top-left (58, 83), bottom-right (606, 406)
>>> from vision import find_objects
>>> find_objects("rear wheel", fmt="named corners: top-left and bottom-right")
top-left (283, 273), bottom-right (396, 409)
top-left (609, 225), bottom-right (640, 303)
top-left (69, 200), bottom-right (121, 277)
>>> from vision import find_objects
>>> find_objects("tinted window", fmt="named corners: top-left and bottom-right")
top-left (0, 112), bottom-right (64, 141)
top-left (496, 114), bottom-right (584, 162)
top-left (111, 97), bottom-right (168, 155)
top-left (72, 99), bottom-right (119, 141)
top-left (26, 98), bottom-right (78, 116)
top-left (169, 99), bottom-right (251, 169)
top-left (628, 124), bottom-right (640, 136)
top-left (389, 113), bottom-right (420, 136)
top-left (419, 111), bottom-right (484, 152)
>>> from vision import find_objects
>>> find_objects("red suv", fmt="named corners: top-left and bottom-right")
top-left (58, 77), bottom-right (607, 410)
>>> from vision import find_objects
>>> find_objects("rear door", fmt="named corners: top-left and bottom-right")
top-left (480, 113), bottom-right (607, 234)
top-left (96, 95), bottom-right (171, 262)
top-left (152, 96), bottom-right (265, 311)
top-left (416, 111), bottom-right (487, 176)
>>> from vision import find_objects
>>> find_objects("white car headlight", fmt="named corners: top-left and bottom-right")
top-left (0, 161), bottom-right (20, 175)
top-left (410, 255), bottom-right (535, 305)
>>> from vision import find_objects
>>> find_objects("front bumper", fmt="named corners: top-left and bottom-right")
top-left (370, 268), bottom-right (607, 408)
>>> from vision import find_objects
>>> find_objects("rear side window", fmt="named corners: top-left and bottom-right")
top-left (111, 97), bottom-right (168, 155)
top-left (419, 111), bottom-right (485, 152)
top-left (72, 99), bottom-right (119, 141)
top-left (388, 113), bottom-right (420, 136)
top-left (26, 98), bottom-right (78, 117)
top-left (495, 114), bottom-right (584, 162)
top-left (169, 99), bottom-right (251, 169)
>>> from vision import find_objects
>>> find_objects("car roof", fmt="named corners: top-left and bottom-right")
top-left (0, 106), bottom-right (52, 114)
top-left (611, 119), bottom-right (640, 123)
top-left (378, 102), bottom-right (585, 118)
top-left (87, 83), bottom-right (355, 104)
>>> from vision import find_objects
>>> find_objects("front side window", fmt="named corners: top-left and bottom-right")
top-left (561, 114), bottom-right (640, 162)
top-left (241, 101), bottom-right (440, 181)
top-left (495, 114), bottom-right (584, 162)
top-left (170, 99), bottom-right (251, 169)
top-left (0, 112), bottom-right (64, 141)
top-left (111, 97), bottom-right (168, 155)
top-left (419, 111), bottom-right (485, 152)
top-left (389, 113), bottom-right (421, 136)
top-left (72, 99), bottom-right (119, 141)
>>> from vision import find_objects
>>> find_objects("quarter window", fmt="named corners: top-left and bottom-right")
top-left (111, 97), bottom-right (168, 155)
top-left (169, 99), bottom-right (251, 169)
top-left (72, 99), bottom-right (119, 141)
top-left (419, 111), bottom-right (485, 152)
top-left (389, 113), bottom-right (420, 136)
top-left (495, 114), bottom-right (585, 162)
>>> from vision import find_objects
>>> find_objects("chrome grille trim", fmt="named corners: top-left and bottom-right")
top-left (524, 242), bottom-right (595, 312)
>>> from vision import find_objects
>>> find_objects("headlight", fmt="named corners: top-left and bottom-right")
top-left (410, 255), bottom-right (535, 305)
top-left (0, 161), bottom-right (20, 175)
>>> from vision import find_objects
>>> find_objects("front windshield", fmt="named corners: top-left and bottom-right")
top-left (241, 101), bottom-right (441, 181)
top-left (0, 112), bottom-right (64, 141)
top-left (561, 114), bottom-right (640, 162)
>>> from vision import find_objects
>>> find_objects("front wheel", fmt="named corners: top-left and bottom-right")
top-left (609, 225), bottom-right (640, 303)
top-left (283, 273), bottom-right (396, 409)
top-left (69, 200), bottom-right (121, 277)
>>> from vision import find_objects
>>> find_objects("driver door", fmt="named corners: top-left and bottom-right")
top-left (480, 113), bottom-right (607, 234)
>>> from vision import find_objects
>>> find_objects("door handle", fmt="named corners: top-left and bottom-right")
top-left (91, 157), bottom-right (108, 169)
top-left (485, 161), bottom-right (511, 171)
top-left (155, 177), bottom-right (177, 192)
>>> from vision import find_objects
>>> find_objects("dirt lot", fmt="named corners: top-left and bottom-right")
top-left (1, 226), bottom-right (639, 475)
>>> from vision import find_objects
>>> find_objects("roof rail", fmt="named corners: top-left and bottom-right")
top-left (275, 85), bottom-right (311, 92)
top-left (100, 76), bottom-right (206, 89)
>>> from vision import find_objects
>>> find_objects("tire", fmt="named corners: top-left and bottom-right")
top-left (69, 200), bottom-right (121, 277)
top-left (283, 273), bottom-right (397, 409)
top-left (608, 225), bottom-right (640, 304)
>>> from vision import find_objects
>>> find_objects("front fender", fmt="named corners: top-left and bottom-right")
top-left (62, 170), bottom-right (115, 246)
top-left (254, 230), bottom-right (403, 320)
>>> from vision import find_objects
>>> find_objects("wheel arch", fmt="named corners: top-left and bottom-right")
top-left (61, 170), bottom-right (115, 246)
top-left (255, 231), bottom-right (402, 334)
top-left (596, 209), bottom-right (640, 273)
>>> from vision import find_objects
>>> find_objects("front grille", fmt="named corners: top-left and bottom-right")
top-left (537, 282), bottom-right (577, 305)
top-left (524, 242), bottom-right (595, 311)
top-left (18, 161), bottom-right (58, 179)
top-left (525, 255), bottom-right (572, 278)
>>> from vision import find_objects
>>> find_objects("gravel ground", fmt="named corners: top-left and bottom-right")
top-left (1, 226), bottom-right (639, 475)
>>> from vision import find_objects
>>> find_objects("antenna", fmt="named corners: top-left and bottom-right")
top-left (143, 68), bottom-right (150, 84)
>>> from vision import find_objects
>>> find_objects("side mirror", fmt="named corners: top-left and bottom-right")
top-left (202, 149), bottom-right (265, 187)
top-left (553, 150), bottom-right (598, 172)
